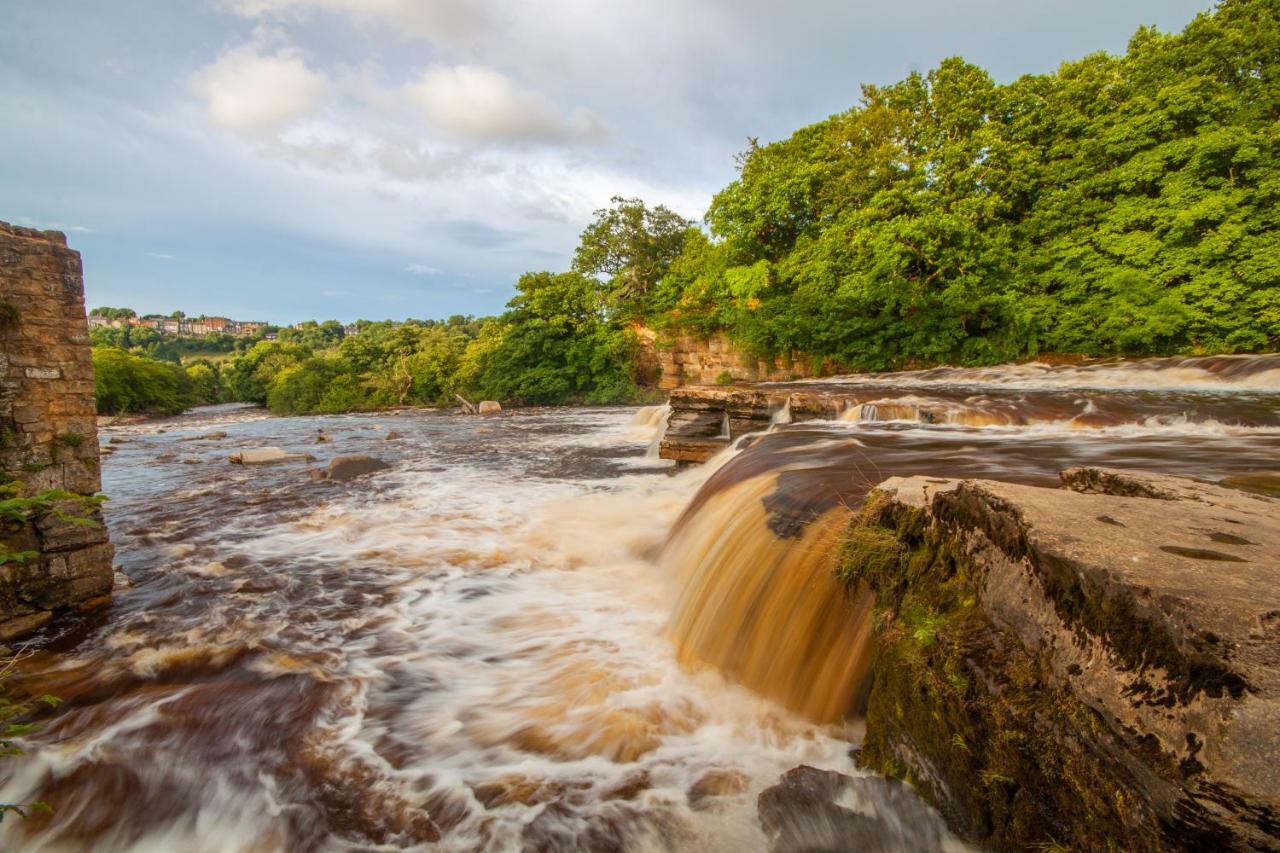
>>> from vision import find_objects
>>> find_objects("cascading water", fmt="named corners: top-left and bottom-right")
top-left (0, 354), bottom-right (1276, 851)
top-left (633, 403), bottom-right (672, 459)
top-left (661, 472), bottom-right (875, 724)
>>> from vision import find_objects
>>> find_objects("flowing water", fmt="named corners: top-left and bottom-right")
top-left (1, 355), bottom-right (1278, 852)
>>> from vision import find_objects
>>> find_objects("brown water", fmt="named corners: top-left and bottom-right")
top-left (1, 355), bottom-right (1277, 851)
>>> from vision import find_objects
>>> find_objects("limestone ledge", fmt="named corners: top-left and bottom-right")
top-left (834, 467), bottom-right (1280, 851)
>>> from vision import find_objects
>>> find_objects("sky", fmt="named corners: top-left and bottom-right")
top-left (2, 0), bottom-right (1216, 325)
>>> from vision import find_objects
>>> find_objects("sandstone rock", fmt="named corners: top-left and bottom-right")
top-left (844, 467), bottom-right (1280, 851)
top-left (385, 430), bottom-right (403, 440)
top-left (478, 401), bottom-right (502, 415)
top-left (180, 430), bottom-right (227, 442)
top-left (757, 766), bottom-right (946, 852)
top-left (326, 455), bottom-right (390, 482)
top-left (228, 447), bottom-right (310, 465)
top-left (659, 385), bottom-right (845, 463)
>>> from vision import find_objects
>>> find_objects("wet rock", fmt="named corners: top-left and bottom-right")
top-left (478, 400), bottom-right (502, 415)
top-left (155, 453), bottom-right (176, 462)
top-left (228, 447), bottom-right (311, 465)
top-left (180, 430), bottom-right (227, 442)
top-left (659, 385), bottom-right (844, 463)
top-left (327, 455), bottom-right (390, 482)
top-left (844, 467), bottom-right (1280, 851)
top-left (314, 433), bottom-right (330, 444)
top-left (385, 430), bottom-right (404, 440)
top-left (1220, 472), bottom-right (1280, 497)
top-left (757, 766), bottom-right (946, 852)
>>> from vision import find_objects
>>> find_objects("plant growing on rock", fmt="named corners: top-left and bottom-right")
top-left (0, 648), bottom-right (59, 822)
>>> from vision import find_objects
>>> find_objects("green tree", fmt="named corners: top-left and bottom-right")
top-left (225, 341), bottom-right (313, 405)
top-left (572, 196), bottom-right (696, 315)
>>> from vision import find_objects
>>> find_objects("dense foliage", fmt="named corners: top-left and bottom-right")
top-left (655, 0), bottom-right (1279, 368)
top-left (92, 348), bottom-right (227, 415)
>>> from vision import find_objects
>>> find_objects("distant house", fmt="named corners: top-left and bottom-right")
top-left (87, 313), bottom-right (111, 329)
top-left (343, 324), bottom-right (360, 338)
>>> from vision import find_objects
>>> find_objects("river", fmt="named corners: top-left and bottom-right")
top-left (1, 355), bottom-right (1277, 851)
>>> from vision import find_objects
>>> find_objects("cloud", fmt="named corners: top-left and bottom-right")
top-left (405, 64), bottom-right (607, 146)
top-left (14, 216), bottom-right (93, 233)
top-left (405, 263), bottom-right (438, 275)
top-left (190, 40), bottom-right (327, 133)
top-left (222, 0), bottom-right (490, 46)
top-left (146, 251), bottom-right (176, 259)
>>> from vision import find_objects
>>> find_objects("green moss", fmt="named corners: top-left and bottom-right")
top-left (55, 433), bottom-right (85, 449)
top-left (713, 371), bottom-right (734, 385)
top-left (0, 299), bottom-right (18, 330)
top-left (835, 494), bottom-right (1174, 850)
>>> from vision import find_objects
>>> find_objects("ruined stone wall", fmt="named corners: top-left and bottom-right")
top-left (0, 222), bottom-right (112, 640)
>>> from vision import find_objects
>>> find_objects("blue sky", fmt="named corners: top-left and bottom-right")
top-left (2, 0), bottom-right (1215, 324)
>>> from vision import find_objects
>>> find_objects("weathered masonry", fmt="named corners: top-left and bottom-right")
top-left (0, 222), bottom-right (112, 641)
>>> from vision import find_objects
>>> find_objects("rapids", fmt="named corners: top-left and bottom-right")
top-left (1, 353), bottom-right (1277, 852)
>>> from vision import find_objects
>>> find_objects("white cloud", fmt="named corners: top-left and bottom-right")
top-left (405, 263), bottom-right (438, 275)
top-left (14, 216), bottom-right (93, 232)
top-left (405, 64), bottom-right (607, 146)
top-left (190, 41), bottom-right (327, 133)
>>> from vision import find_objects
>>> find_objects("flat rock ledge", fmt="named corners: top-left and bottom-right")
top-left (659, 385), bottom-right (844, 463)
top-left (834, 467), bottom-right (1279, 852)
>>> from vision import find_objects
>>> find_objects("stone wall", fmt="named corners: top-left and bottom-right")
top-left (0, 222), bottom-right (112, 641)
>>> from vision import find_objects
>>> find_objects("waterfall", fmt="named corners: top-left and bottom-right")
top-left (660, 471), bottom-right (876, 724)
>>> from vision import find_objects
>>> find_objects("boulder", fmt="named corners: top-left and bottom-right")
top-left (385, 430), bottom-right (404, 441)
top-left (228, 447), bottom-right (310, 465)
top-left (757, 766), bottom-right (947, 853)
top-left (326, 455), bottom-right (390, 482)
top-left (478, 401), bottom-right (502, 415)
top-left (840, 467), bottom-right (1280, 851)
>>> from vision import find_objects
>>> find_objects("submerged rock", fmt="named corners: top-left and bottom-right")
top-left (385, 430), bottom-right (403, 441)
top-left (840, 467), bottom-right (1280, 851)
top-left (757, 766), bottom-right (946, 852)
top-left (326, 455), bottom-right (390, 482)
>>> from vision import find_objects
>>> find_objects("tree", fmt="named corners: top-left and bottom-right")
top-left (225, 341), bottom-right (313, 405)
top-left (572, 196), bottom-right (695, 314)
top-left (469, 271), bottom-right (637, 404)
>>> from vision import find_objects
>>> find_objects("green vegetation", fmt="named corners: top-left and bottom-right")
top-left (0, 481), bottom-right (106, 566)
top-left (93, 348), bottom-right (216, 416)
top-left (0, 299), bottom-right (19, 330)
top-left (0, 653), bottom-right (59, 822)
top-left (654, 0), bottom-right (1280, 366)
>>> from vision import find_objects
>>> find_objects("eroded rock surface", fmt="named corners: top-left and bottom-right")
top-left (758, 766), bottom-right (947, 852)
top-left (840, 467), bottom-right (1280, 851)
